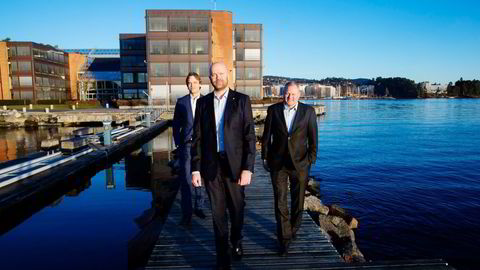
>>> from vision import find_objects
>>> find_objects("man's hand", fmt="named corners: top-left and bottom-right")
top-left (192, 172), bottom-right (202, 187)
top-left (263, 159), bottom-right (270, 172)
top-left (237, 170), bottom-right (252, 186)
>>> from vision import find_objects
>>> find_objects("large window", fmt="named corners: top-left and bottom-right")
top-left (123, 73), bottom-right (134, 83)
top-left (149, 40), bottom-right (168, 55)
top-left (245, 30), bottom-right (261, 42)
top-left (190, 40), bottom-right (208, 55)
top-left (236, 68), bottom-right (244, 80)
top-left (170, 40), bottom-right (188, 54)
top-left (170, 63), bottom-right (189, 77)
top-left (245, 67), bottom-right (261, 80)
top-left (238, 86), bottom-right (261, 98)
top-left (11, 76), bottom-right (19, 87)
top-left (245, 49), bottom-right (261, 61)
top-left (121, 56), bottom-right (146, 67)
top-left (18, 61), bottom-right (31, 71)
top-left (191, 62), bottom-right (209, 77)
top-left (121, 39), bottom-right (146, 50)
top-left (17, 47), bottom-right (31, 56)
top-left (236, 48), bottom-right (244, 61)
top-left (21, 91), bottom-right (34, 100)
top-left (235, 30), bottom-right (245, 42)
top-left (19, 76), bottom-right (33, 87)
top-left (150, 63), bottom-right (169, 77)
top-left (148, 17), bottom-right (168, 32)
top-left (124, 89), bottom-right (138, 99)
top-left (138, 73), bottom-right (148, 83)
top-left (170, 17), bottom-right (188, 32)
top-left (8, 47), bottom-right (17, 57)
top-left (190, 17), bottom-right (209, 32)
top-left (10, 62), bottom-right (18, 72)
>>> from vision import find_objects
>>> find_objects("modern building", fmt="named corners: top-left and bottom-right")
top-left (120, 10), bottom-right (263, 103)
top-left (64, 49), bottom-right (121, 101)
top-left (305, 84), bottom-right (338, 98)
top-left (0, 41), bottom-right (77, 103)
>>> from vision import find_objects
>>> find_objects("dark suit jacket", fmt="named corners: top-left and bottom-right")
top-left (261, 102), bottom-right (318, 172)
top-left (191, 89), bottom-right (256, 181)
top-left (172, 94), bottom-right (201, 147)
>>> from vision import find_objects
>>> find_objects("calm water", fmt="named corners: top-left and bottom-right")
top-left (0, 99), bottom-right (479, 269)
top-left (308, 99), bottom-right (480, 270)
top-left (0, 129), bottom-right (179, 270)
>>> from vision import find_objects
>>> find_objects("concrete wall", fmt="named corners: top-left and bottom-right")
top-left (68, 53), bottom-right (87, 100)
top-left (211, 11), bottom-right (234, 88)
top-left (0, 42), bottom-right (12, 100)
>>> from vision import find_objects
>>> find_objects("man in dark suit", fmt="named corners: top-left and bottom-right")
top-left (192, 62), bottom-right (256, 269)
top-left (261, 81), bottom-right (318, 256)
top-left (172, 72), bottom-right (206, 228)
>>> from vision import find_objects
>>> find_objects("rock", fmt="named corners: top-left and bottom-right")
top-left (306, 177), bottom-right (321, 196)
top-left (348, 217), bottom-right (358, 229)
top-left (304, 195), bottom-right (329, 215)
top-left (41, 139), bottom-right (60, 149)
top-left (331, 216), bottom-right (343, 226)
top-left (329, 204), bottom-right (359, 229)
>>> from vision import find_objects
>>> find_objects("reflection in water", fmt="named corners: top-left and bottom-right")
top-left (0, 127), bottom-right (181, 269)
top-left (0, 127), bottom-right (103, 162)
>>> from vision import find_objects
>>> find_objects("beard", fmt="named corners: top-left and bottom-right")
top-left (212, 78), bottom-right (228, 90)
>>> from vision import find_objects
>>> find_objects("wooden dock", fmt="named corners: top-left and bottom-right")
top-left (146, 155), bottom-right (453, 269)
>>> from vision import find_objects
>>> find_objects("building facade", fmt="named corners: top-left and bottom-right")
top-left (120, 10), bottom-right (263, 103)
top-left (119, 34), bottom-right (148, 99)
top-left (0, 41), bottom-right (74, 103)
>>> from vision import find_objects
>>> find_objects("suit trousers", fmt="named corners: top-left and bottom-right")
top-left (205, 152), bottom-right (245, 266)
top-left (270, 163), bottom-right (308, 245)
top-left (179, 143), bottom-right (206, 219)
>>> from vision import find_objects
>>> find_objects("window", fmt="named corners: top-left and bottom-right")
top-left (8, 47), bottom-right (17, 57)
top-left (190, 40), bottom-right (208, 55)
top-left (191, 62), bottom-right (209, 77)
top-left (10, 62), bottom-right (18, 72)
top-left (245, 67), bottom-right (261, 80)
top-left (124, 89), bottom-right (138, 99)
top-left (236, 48), bottom-right (244, 61)
top-left (17, 47), bottom-right (31, 56)
top-left (138, 73), bottom-right (148, 83)
top-left (236, 68), bottom-right (244, 80)
top-left (170, 17), bottom-right (188, 32)
top-left (34, 62), bottom-right (41, 72)
top-left (42, 77), bottom-right (49, 86)
top-left (235, 30), bottom-right (245, 42)
top-left (41, 63), bottom-right (48, 73)
top-left (148, 17), bottom-right (168, 32)
top-left (21, 91), bottom-right (34, 100)
top-left (35, 76), bottom-right (42, 86)
top-left (245, 49), bottom-right (261, 61)
top-left (11, 76), bottom-right (19, 87)
top-left (170, 40), bottom-right (188, 54)
top-left (121, 39), bottom-right (146, 50)
top-left (19, 76), bottom-right (33, 86)
top-left (123, 73), bottom-right (134, 83)
top-left (245, 30), bottom-right (261, 42)
top-left (190, 17), bottom-right (209, 32)
top-left (121, 56), bottom-right (146, 67)
top-left (170, 63), bottom-right (189, 77)
top-left (150, 40), bottom-right (168, 55)
top-left (170, 85), bottom-right (189, 103)
top-left (150, 63), bottom-right (168, 77)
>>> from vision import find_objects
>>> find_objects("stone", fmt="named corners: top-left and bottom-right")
top-left (304, 195), bottom-right (329, 215)
top-left (41, 139), bottom-right (60, 150)
top-left (348, 217), bottom-right (359, 229)
top-left (329, 204), bottom-right (358, 229)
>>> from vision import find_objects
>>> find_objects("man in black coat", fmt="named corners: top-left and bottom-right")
top-left (261, 81), bottom-right (318, 256)
top-left (191, 62), bottom-right (256, 269)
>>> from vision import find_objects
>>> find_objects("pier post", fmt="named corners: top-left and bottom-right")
top-left (145, 112), bottom-right (151, 127)
top-left (29, 104), bottom-right (33, 109)
top-left (50, 105), bottom-right (54, 110)
top-left (2, 105), bottom-right (6, 110)
top-left (72, 105), bottom-right (76, 110)
top-left (103, 121), bottom-right (112, 146)
top-left (45, 108), bottom-right (50, 113)
top-left (23, 107), bottom-right (26, 113)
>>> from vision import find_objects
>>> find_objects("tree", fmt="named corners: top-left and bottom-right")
top-left (1, 37), bottom-right (11, 42)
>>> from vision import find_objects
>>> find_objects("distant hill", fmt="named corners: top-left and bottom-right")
top-left (263, 75), bottom-right (374, 86)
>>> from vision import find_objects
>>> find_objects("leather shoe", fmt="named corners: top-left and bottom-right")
top-left (178, 216), bottom-right (192, 229)
top-left (279, 240), bottom-right (290, 257)
top-left (194, 208), bottom-right (206, 219)
top-left (232, 242), bottom-right (243, 261)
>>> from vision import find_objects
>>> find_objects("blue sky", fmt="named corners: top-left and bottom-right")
top-left (2, 0), bottom-right (479, 84)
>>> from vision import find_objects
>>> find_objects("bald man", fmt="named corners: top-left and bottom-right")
top-left (191, 62), bottom-right (256, 269)
top-left (261, 81), bottom-right (318, 256)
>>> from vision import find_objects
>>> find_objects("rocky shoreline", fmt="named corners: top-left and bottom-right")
top-left (304, 178), bottom-right (365, 263)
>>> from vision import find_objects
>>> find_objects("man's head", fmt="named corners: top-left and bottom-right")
top-left (283, 81), bottom-right (300, 108)
top-left (186, 72), bottom-right (201, 97)
top-left (209, 62), bottom-right (229, 91)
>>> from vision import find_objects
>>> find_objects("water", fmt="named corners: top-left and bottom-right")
top-left (308, 99), bottom-right (480, 270)
top-left (0, 128), bottom-right (179, 270)
top-left (0, 99), bottom-right (479, 269)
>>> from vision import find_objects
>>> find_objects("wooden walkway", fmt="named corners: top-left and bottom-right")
top-left (146, 155), bottom-right (453, 269)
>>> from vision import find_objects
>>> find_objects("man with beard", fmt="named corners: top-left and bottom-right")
top-left (191, 62), bottom-right (256, 269)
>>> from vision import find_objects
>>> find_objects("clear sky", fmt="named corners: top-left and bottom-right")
top-left (2, 0), bottom-right (479, 84)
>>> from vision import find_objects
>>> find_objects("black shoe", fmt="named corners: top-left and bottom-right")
top-left (279, 240), bottom-right (290, 257)
top-left (232, 242), bottom-right (243, 261)
top-left (194, 208), bottom-right (206, 219)
top-left (178, 216), bottom-right (192, 229)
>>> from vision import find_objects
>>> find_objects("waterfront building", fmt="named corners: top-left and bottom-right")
top-left (305, 84), bottom-right (338, 98)
top-left (0, 41), bottom-right (83, 103)
top-left (64, 49), bottom-right (121, 101)
top-left (420, 81), bottom-right (448, 95)
top-left (120, 10), bottom-right (263, 103)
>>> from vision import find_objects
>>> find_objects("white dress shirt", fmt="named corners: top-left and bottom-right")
top-left (283, 103), bottom-right (298, 134)
top-left (214, 89), bottom-right (229, 152)
top-left (190, 94), bottom-right (200, 120)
